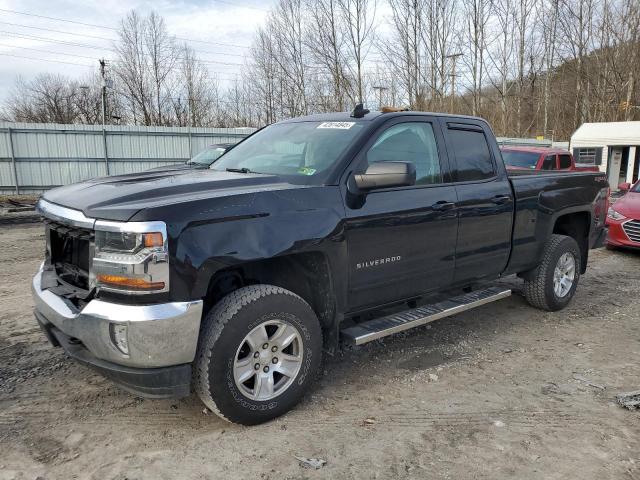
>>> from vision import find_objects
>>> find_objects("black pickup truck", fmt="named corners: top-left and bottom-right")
top-left (32, 108), bottom-right (609, 424)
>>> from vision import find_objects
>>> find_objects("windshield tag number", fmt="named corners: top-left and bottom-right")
top-left (317, 122), bottom-right (355, 130)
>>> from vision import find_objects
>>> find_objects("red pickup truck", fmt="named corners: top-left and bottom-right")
top-left (501, 146), bottom-right (599, 172)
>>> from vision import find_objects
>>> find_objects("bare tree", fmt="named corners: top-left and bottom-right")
top-left (557, 0), bottom-right (597, 131)
top-left (114, 11), bottom-right (151, 124)
top-left (425, 0), bottom-right (459, 109)
top-left (5, 74), bottom-right (107, 124)
top-left (305, 0), bottom-right (349, 110)
top-left (514, 0), bottom-right (539, 135)
top-left (113, 10), bottom-right (179, 125)
top-left (338, 0), bottom-right (377, 104)
top-left (386, 0), bottom-right (426, 108)
top-left (461, 0), bottom-right (491, 116)
top-left (144, 12), bottom-right (178, 125)
top-left (541, 0), bottom-right (560, 136)
top-left (175, 44), bottom-right (217, 127)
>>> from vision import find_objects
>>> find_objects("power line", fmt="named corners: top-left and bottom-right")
top-left (0, 45), bottom-right (243, 80)
top-left (0, 8), bottom-right (252, 49)
top-left (0, 51), bottom-right (94, 67)
top-left (0, 21), bottom-right (252, 58)
top-left (0, 20), bottom-right (115, 42)
top-left (0, 30), bottom-right (113, 50)
top-left (0, 42), bottom-right (111, 61)
top-left (0, 31), bottom-right (250, 67)
top-left (0, 8), bottom-right (116, 30)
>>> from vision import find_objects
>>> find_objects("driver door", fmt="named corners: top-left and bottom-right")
top-left (342, 116), bottom-right (458, 311)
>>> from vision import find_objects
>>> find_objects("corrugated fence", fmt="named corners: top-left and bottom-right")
top-left (0, 122), bottom-right (256, 194)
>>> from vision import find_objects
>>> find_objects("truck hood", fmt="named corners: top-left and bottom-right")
top-left (42, 169), bottom-right (298, 222)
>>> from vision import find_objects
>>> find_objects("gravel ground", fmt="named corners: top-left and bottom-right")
top-left (1, 223), bottom-right (639, 480)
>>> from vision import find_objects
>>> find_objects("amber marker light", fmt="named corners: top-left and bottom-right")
top-left (143, 232), bottom-right (164, 248)
top-left (97, 274), bottom-right (165, 291)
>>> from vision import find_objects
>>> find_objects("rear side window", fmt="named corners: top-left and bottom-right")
top-left (542, 155), bottom-right (556, 170)
top-left (448, 128), bottom-right (495, 182)
top-left (558, 154), bottom-right (572, 169)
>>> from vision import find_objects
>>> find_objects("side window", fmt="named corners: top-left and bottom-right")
top-left (558, 154), bottom-right (572, 169)
top-left (367, 122), bottom-right (441, 185)
top-left (542, 155), bottom-right (556, 170)
top-left (447, 128), bottom-right (495, 182)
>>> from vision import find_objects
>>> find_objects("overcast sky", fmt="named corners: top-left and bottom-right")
top-left (0, 0), bottom-right (276, 103)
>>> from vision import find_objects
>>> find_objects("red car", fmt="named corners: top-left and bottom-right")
top-left (607, 180), bottom-right (640, 249)
top-left (501, 146), bottom-right (599, 172)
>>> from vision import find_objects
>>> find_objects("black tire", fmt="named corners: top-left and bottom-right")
top-left (195, 285), bottom-right (322, 425)
top-left (523, 234), bottom-right (581, 312)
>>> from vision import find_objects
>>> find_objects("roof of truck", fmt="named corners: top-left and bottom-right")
top-left (278, 110), bottom-right (488, 124)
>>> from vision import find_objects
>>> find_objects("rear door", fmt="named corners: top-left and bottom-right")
top-left (343, 116), bottom-right (458, 311)
top-left (441, 120), bottom-right (514, 284)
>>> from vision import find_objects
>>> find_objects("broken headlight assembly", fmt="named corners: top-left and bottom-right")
top-left (92, 221), bottom-right (169, 294)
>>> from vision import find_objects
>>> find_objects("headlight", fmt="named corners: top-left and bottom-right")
top-left (92, 221), bottom-right (169, 294)
top-left (607, 206), bottom-right (627, 221)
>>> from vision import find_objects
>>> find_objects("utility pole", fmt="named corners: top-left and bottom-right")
top-left (372, 86), bottom-right (389, 109)
top-left (446, 53), bottom-right (463, 113)
top-left (99, 59), bottom-right (108, 126)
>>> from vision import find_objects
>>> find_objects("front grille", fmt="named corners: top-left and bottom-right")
top-left (45, 220), bottom-right (93, 290)
top-left (623, 219), bottom-right (640, 244)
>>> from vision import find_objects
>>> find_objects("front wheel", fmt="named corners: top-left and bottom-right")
top-left (195, 285), bottom-right (322, 425)
top-left (523, 234), bottom-right (581, 311)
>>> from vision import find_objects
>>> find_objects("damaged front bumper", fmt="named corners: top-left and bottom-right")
top-left (32, 264), bottom-right (203, 398)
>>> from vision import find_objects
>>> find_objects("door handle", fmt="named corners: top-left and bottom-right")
top-left (491, 195), bottom-right (511, 205)
top-left (431, 201), bottom-right (456, 211)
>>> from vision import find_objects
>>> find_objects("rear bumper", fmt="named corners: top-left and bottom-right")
top-left (36, 314), bottom-right (191, 398)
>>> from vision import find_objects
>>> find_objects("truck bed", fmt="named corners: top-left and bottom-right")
top-left (505, 170), bottom-right (609, 275)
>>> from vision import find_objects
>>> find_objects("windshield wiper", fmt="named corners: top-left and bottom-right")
top-left (226, 167), bottom-right (254, 174)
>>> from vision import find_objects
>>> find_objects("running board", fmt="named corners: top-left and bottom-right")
top-left (341, 286), bottom-right (512, 346)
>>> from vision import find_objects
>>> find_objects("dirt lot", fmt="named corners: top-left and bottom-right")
top-left (1, 223), bottom-right (639, 480)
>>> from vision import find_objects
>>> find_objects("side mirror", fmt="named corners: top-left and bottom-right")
top-left (353, 161), bottom-right (416, 191)
top-left (618, 182), bottom-right (631, 192)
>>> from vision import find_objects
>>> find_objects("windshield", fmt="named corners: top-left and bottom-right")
top-left (632, 181), bottom-right (640, 193)
top-left (211, 121), bottom-right (365, 184)
top-left (188, 146), bottom-right (228, 165)
top-left (502, 150), bottom-right (540, 169)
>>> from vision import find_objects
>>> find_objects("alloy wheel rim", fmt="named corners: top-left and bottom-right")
top-left (233, 319), bottom-right (303, 401)
top-left (553, 252), bottom-right (576, 298)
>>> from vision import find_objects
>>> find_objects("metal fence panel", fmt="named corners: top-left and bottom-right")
top-left (12, 130), bottom-right (103, 159)
top-left (0, 130), bottom-right (11, 158)
top-left (0, 122), bottom-right (256, 194)
top-left (0, 162), bottom-right (14, 188)
top-left (106, 132), bottom-right (189, 159)
top-left (16, 160), bottom-right (107, 189)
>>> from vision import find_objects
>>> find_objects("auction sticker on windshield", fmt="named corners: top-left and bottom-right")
top-left (317, 122), bottom-right (355, 129)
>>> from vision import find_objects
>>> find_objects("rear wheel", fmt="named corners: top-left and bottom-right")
top-left (523, 234), bottom-right (581, 311)
top-left (195, 285), bottom-right (322, 425)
